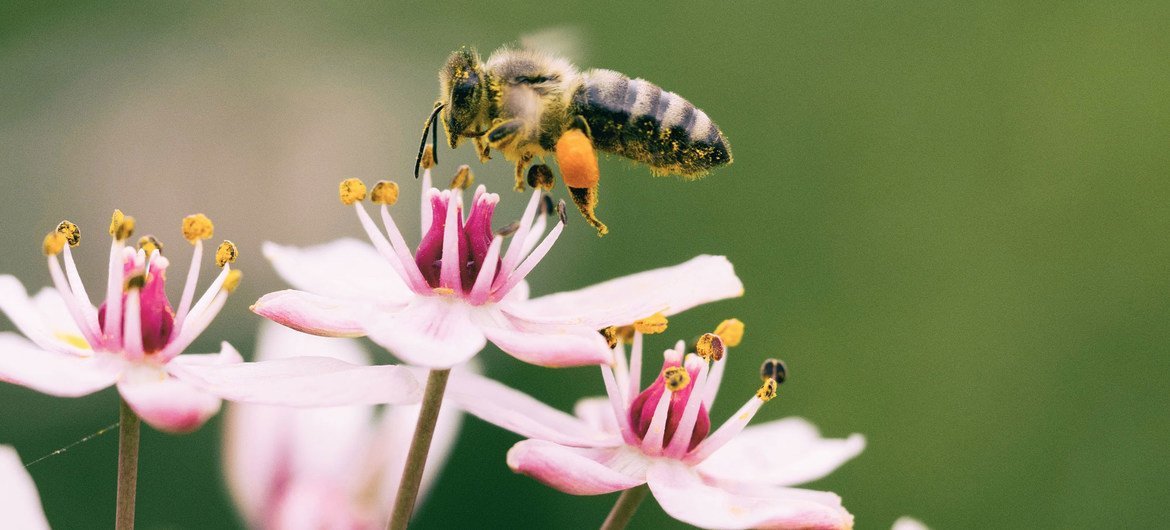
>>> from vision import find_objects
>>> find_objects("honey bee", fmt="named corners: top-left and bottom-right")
top-left (415, 45), bottom-right (732, 235)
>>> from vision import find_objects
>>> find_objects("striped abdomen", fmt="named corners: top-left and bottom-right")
top-left (570, 69), bottom-right (731, 177)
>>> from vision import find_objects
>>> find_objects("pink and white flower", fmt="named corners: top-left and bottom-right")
top-left (448, 322), bottom-right (865, 530)
top-left (0, 213), bottom-right (419, 433)
top-left (224, 323), bottom-right (462, 529)
top-left (253, 170), bottom-right (744, 369)
top-left (0, 446), bottom-right (50, 530)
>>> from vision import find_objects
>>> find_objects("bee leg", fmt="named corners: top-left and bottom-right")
top-left (569, 115), bottom-right (593, 139)
top-left (473, 136), bottom-right (492, 162)
top-left (568, 185), bottom-right (608, 236)
top-left (514, 154), bottom-right (533, 192)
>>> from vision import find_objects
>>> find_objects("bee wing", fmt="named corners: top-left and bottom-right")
top-left (519, 26), bottom-right (588, 66)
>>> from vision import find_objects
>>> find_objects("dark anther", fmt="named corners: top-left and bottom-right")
top-left (760, 358), bottom-right (787, 385)
top-left (557, 200), bottom-right (568, 224)
top-left (495, 221), bottom-right (520, 237)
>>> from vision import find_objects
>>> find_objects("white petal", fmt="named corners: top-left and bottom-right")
top-left (475, 306), bottom-right (612, 368)
top-left (507, 440), bottom-right (648, 495)
top-left (892, 516), bottom-right (931, 530)
top-left (446, 370), bottom-right (618, 447)
top-left (0, 332), bottom-right (120, 397)
top-left (0, 276), bottom-right (87, 354)
top-left (263, 239), bottom-right (412, 303)
top-left (252, 289), bottom-right (373, 338)
top-left (0, 446), bottom-right (50, 530)
top-left (574, 396), bottom-right (622, 436)
top-left (697, 417), bottom-right (865, 487)
top-left (647, 459), bottom-right (854, 530)
top-left (365, 297), bottom-right (486, 368)
top-left (172, 353), bottom-right (421, 407)
top-left (516, 255), bottom-right (743, 328)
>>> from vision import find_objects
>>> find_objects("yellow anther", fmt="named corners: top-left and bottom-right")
top-left (601, 327), bottom-right (619, 348)
top-left (663, 366), bottom-right (691, 392)
top-left (432, 287), bottom-right (456, 296)
top-left (339, 178), bottom-right (368, 205)
top-left (713, 318), bottom-right (744, 347)
top-left (222, 269), bottom-right (243, 293)
top-left (696, 333), bottom-right (725, 361)
top-left (215, 240), bottom-right (238, 267)
top-left (182, 214), bottom-right (214, 243)
top-left (421, 146), bottom-right (436, 170)
top-left (137, 235), bottom-right (163, 255)
top-left (450, 165), bottom-right (474, 190)
top-left (371, 180), bottom-right (400, 205)
top-left (633, 312), bottom-right (668, 335)
top-left (526, 164), bottom-right (555, 191)
top-left (109, 209), bottom-right (124, 237)
top-left (42, 232), bottom-right (67, 256)
top-left (56, 220), bottom-right (80, 247)
top-left (756, 379), bottom-right (778, 402)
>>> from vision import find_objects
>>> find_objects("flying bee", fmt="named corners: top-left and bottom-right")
top-left (415, 45), bottom-right (732, 235)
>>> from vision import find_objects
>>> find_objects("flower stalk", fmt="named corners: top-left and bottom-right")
top-left (115, 397), bottom-right (140, 530)
top-left (600, 483), bottom-right (649, 530)
top-left (388, 368), bottom-right (451, 530)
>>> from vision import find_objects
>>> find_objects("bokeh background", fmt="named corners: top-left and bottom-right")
top-left (2, 2), bottom-right (1168, 528)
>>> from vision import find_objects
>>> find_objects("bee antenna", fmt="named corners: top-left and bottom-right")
top-left (415, 103), bottom-right (445, 179)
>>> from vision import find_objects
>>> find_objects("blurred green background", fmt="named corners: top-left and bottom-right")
top-left (2, 1), bottom-right (1169, 528)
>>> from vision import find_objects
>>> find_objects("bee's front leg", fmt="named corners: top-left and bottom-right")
top-left (473, 136), bottom-right (492, 162)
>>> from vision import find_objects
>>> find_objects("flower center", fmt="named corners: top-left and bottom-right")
top-left (98, 252), bottom-right (175, 355)
top-left (628, 357), bottom-right (712, 452)
top-left (415, 189), bottom-right (499, 293)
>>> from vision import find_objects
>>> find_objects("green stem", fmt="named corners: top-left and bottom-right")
top-left (115, 398), bottom-right (140, 530)
top-left (600, 484), bottom-right (650, 530)
top-left (387, 368), bottom-right (451, 530)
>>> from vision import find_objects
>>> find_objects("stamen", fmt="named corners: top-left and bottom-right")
top-left (107, 211), bottom-right (135, 241)
top-left (714, 318), bottom-right (744, 347)
top-left (495, 221), bottom-right (520, 237)
top-left (182, 214), bottom-right (214, 243)
top-left (122, 288), bottom-right (145, 361)
top-left (438, 190), bottom-right (463, 291)
top-left (493, 208), bottom-right (564, 299)
top-left (526, 164), bottom-right (555, 191)
top-left (450, 165), bottom-right (474, 190)
top-left (56, 220), bottom-right (80, 247)
top-left (215, 241), bottom-right (238, 268)
top-left (371, 180), bottom-right (400, 205)
top-left (137, 235), bottom-right (163, 256)
top-left (695, 333), bottom-right (725, 361)
top-left (221, 269), bottom-right (243, 293)
top-left (494, 189), bottom-right (544, 290)
top-left (663, 366), bottom-right (691, 392)
top-left (640, 388), bottom-right (673, 455)
top-left (46, 254), bottom-right (100, 348)
top-left (601, 365), bottom-right (638, 445)
top-left (432, 287), bottom-right (455, 296)
top-left (42, 232), bottom-right (66, 256)
top-left (756, 379), bottom-right (778, 402)
top-left (467, 236), bottom-right (503, 305)
top-left (627, 331), bottom-right (644, 407)
top-left (665, 357), bottom-right (711, 457)
top-left (601, 327), bottom-right (620, 349)
top-left (102, 240), bottom-right (125, 348)
top-left (633, 312), bottom-right (668, 335)
top-left (339, 178), bottom-right (368, 205)
top-left (378, 205), bottom-right (430, 292)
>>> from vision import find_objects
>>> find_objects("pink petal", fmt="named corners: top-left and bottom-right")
top-left (516, 255), bottom-right (744, 328)
top-left (506, 439), bottom-right (648, 495)
top-left (365, 297), bottom-right (486, 368)
top-left (446, 370), bottom-right (617, 447)
top-left (262, 239), bottom-right (412, 303)
top-left (0, 333), bottom-right (120, 397)
top-left (171, 353), bottom-right (421, 407)
top-left (476, 307), bottom-right (612, 368)
top-left (118, 363), bottom-right (223, 433)
top-left (646, 460), bottom-right (854, 530)
top-left (574, 396), bottom-right (622, 436)
top-left (252, 289), bottom-right (372, 338)
top-left (697, 417), bottom-right (865, 487)
top-left (0, 446), bottom-right (50, 530)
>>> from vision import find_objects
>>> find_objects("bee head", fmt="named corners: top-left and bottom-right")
top-left (439, 47), bottom-right (491, 148)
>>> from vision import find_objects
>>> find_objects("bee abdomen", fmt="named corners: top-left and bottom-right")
top-left (571, 69), bottom-right (731, 177)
